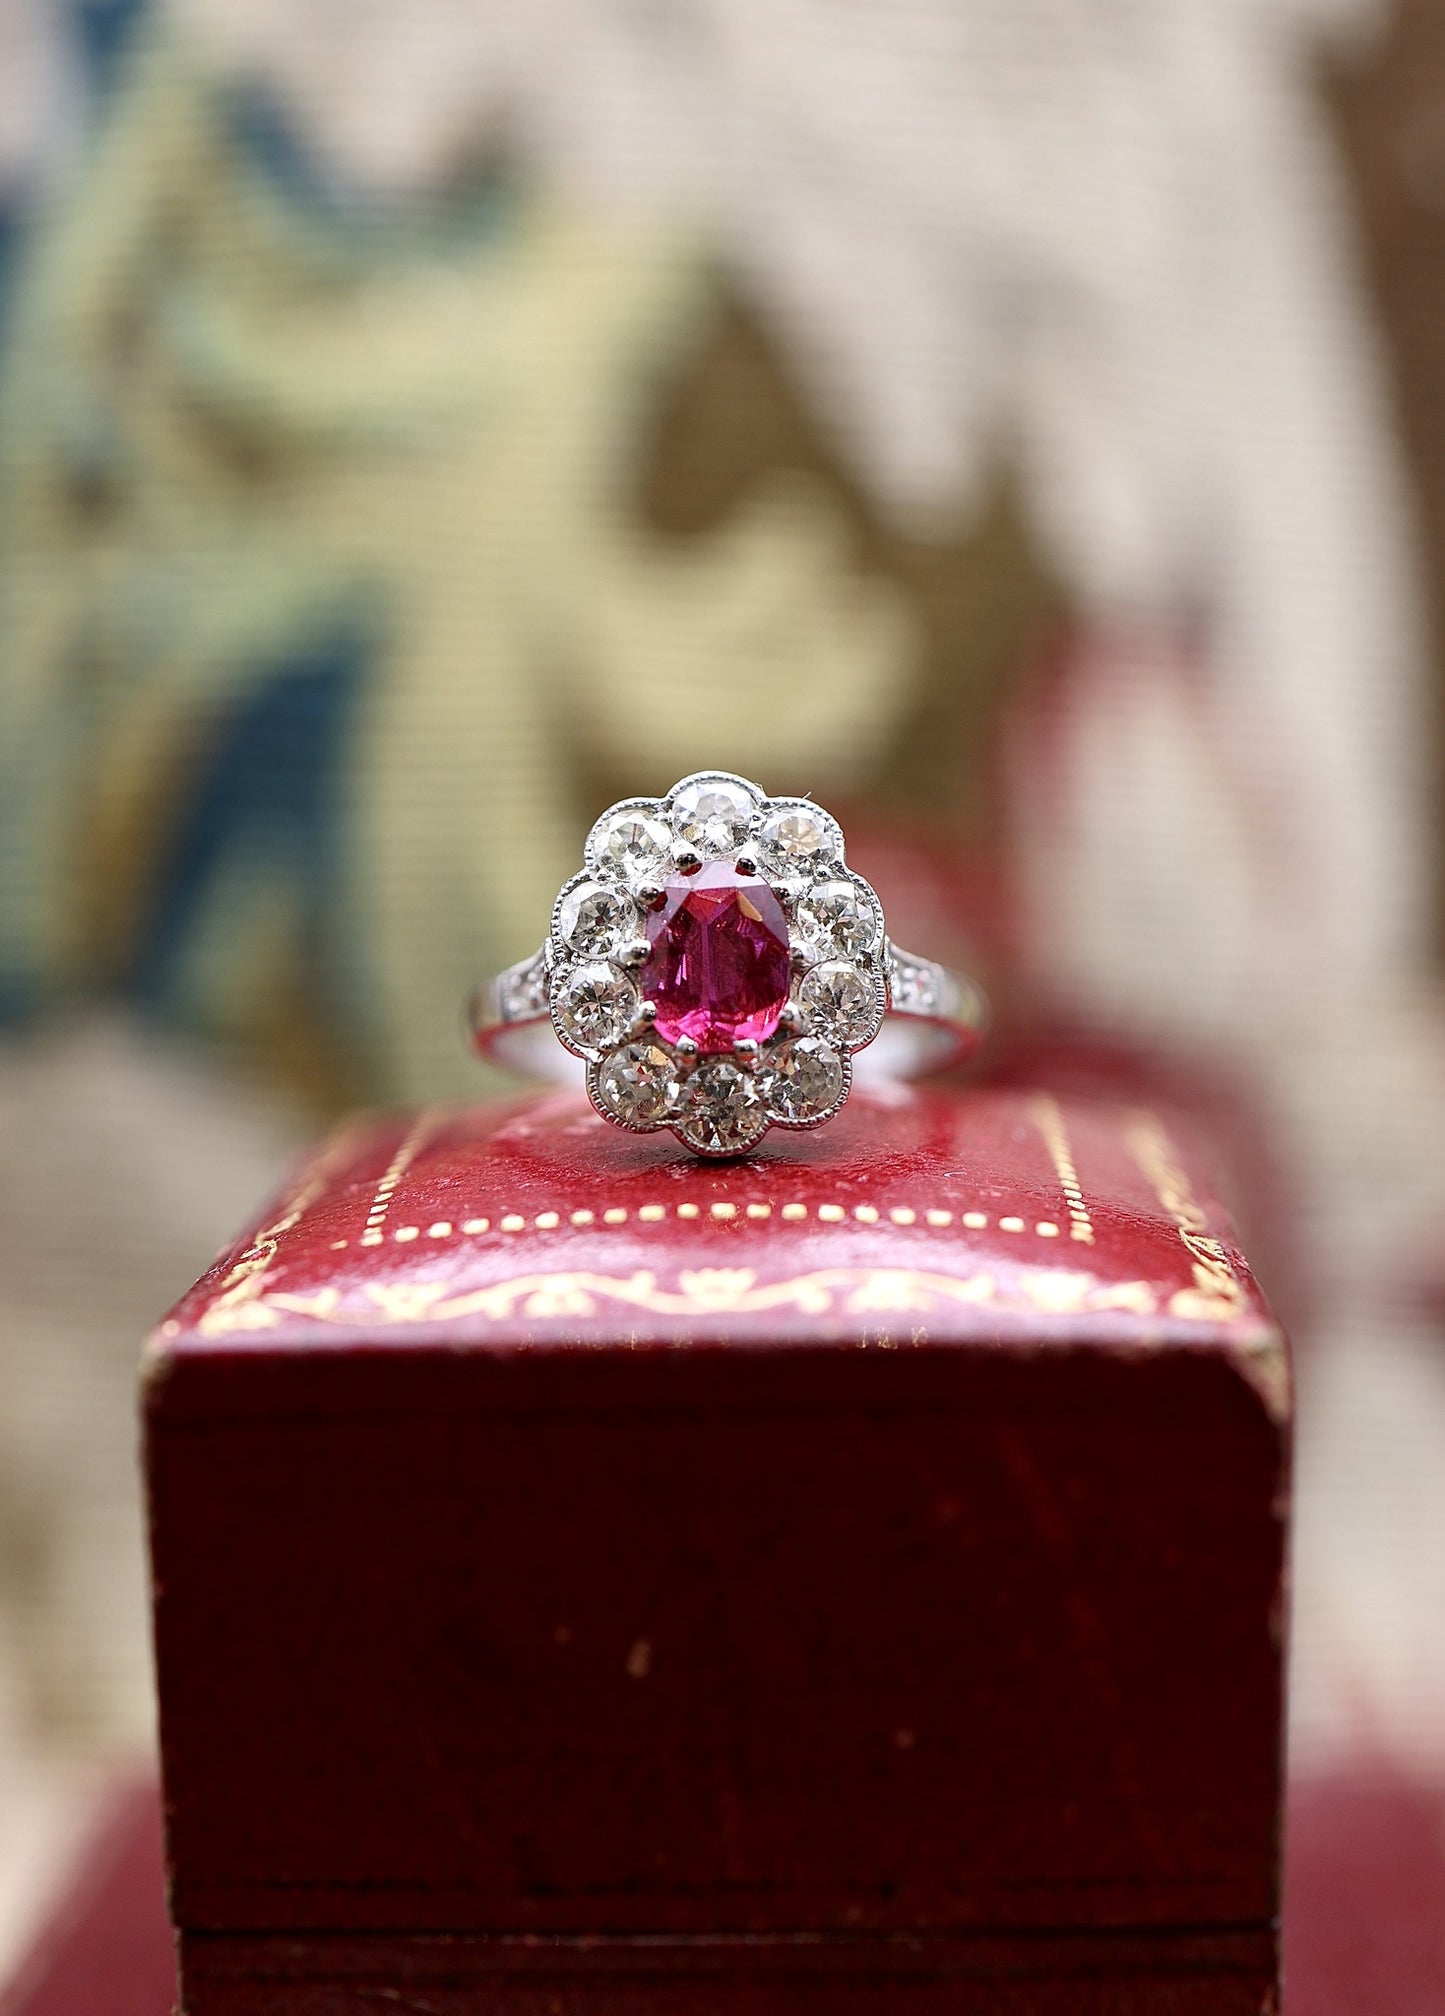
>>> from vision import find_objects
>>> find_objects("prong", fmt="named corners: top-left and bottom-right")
top-left (620, 937), bottom-right (651, 968)
top-left (636, 880), bottom-right (665, 908)
top-left (733, 1036), bottom-right (760, 1061)
top-left (790, 944), bottom-right (813, 972)
top-left (674, 1034), bottom-right (700, 1058)
top-left (634, 1000), bottom-right (659, 1031)
top-left (778, 1000), bottom-right (804, 1032)
top-left (671, 842), bottom-right (703, 875)
top-left (734, 852), bottom-right (759, 877)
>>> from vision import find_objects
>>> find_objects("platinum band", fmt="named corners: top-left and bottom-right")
top-left (470, 939), bottom-right (988, 1084)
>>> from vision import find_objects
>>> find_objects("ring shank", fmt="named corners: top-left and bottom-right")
top-left (471, 943), bottom-right (987, 1084)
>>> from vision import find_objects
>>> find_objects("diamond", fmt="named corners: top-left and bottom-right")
top-left (759, 1035), bottom-right (845, 1122)
top-left (642, 861), bottom-right (791, 1052)
top-left (890, 953), bottom-right (946, 1015)
top-left (498, 950), bottom-right (550, 1020)
top-left (553, 962), bottom-right (638, 1052)
top-left (800, 961), bottom-right (881, 1046)
top-left (590, 808), bottom-right (672, 889)
top-left (680, 1058), bottom-right (767, 1155)
top-left (670, 777), bottom-right (755, 858)
top-left (557, 880), bottom-right (636, 958)
top-left (756, 803), bottom-right (837, 879)
top-left (596, 1040), bottom-right (680, 1127)
top-left (796, 878), bottom-right (881, 959)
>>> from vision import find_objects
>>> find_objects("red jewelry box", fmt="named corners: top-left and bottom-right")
top-left (145, 1081), bottom-right (1290, 2013)
top-left (17, 1767), bottom-right (1445, 2016)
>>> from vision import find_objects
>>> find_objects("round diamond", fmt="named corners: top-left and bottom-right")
top-left (670, 777), bottom-right (755, 858)
top-left (756, 803), bottom-right (837, 879)
top-left (590, 807), bottom-right (672, 889)
top-left (553, 962), bottom-right (638, 1052)
top-left (557, 880), bottom-right (637, 958)
top-left (642, 861), bottom-right (791, 1052)
top-left (679, 1059), bottom-right (767, 1156)
top-left (595, 1040), bottom-right (680, 1127)
top-left (796, 878), bottom-right (881, 959)
top-left (759, 1035), bottom-right (845, 1123)
top-left (800, 961), bottom-right (882, 1046)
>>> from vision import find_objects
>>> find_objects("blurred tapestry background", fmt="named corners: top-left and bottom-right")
top-left (0, 0), bottom-right (1442, 2000)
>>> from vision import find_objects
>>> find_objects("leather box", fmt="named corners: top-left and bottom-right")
top-left (145, 1081), bottom-right (1290, 2013)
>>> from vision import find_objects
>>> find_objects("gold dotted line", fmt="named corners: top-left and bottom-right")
top-left (1027, 1092), bottom-right (1096, 1246)
top-left (365, 1204), bottom-right (1065, 1244)
top-left (358, 1110), bottom-right (442, 1249)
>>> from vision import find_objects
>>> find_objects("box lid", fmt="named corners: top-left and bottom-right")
top-left (150, 1081), bottom-right (1283, 1362)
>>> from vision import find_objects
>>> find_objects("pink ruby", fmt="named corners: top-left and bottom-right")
top-left (643, 861), bottom-right (791, 1052)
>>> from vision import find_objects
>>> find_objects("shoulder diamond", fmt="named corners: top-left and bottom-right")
top-left (496, 949), bottom-right (551, 1022)
top-left (759, 1035), bottom-right (844, 1123)
top-left (557, 880), bottom-right (637, 958)
top-left (554, 962), bottom-right (638, 1052)
top-left (800, 961), bottom-right (882, 1046)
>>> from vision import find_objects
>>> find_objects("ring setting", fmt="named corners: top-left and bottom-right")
top-left (471, 771), bottom-right (985, 1159)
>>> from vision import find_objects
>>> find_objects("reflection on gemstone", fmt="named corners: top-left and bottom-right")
top-left (643, 862), bottom-right (790, 1052)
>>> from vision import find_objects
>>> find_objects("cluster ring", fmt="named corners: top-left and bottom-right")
top-left (468, 771), bottom-right (987, 1159)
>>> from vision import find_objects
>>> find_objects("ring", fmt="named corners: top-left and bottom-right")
top-left (468, 771), bottom-right (988, 1158)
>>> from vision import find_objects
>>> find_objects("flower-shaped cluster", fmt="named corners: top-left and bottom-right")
top-left (548, 771), bottom-right (887, 1156)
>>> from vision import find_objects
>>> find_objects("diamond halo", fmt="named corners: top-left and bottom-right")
top-left (473, 771), bottom-right (987, 1146)
top-left (547, 771), bottom-right (887, 1157)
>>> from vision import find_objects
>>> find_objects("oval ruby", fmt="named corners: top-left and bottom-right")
top-left (642, 861), bottom-right (791, 1052)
